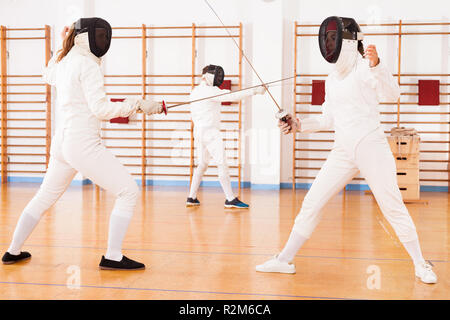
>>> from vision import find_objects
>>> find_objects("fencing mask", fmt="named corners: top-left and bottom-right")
top-left (202, 65), bottom-right (225, 87)
top-left (74, 17), bottom-right (112, 58)
top-left (318, 16), bottom-right (364, 75)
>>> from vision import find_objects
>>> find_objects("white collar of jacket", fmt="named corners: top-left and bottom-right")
top-left (199, 78), bottom-right (211, 87)
top-left (72, 33), bottom-right (101, 65)
top-left (202, 73), bottom-right (214, 86)
top-left (333, 39), bottom-right (358, 78)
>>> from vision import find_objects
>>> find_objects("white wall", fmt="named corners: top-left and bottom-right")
top-left (1, 0), bottom-right (449, 188)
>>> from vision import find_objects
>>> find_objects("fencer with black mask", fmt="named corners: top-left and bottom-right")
top-left (2, 18), bottom-right (163, 270)
top-left (256, 17), bottom-right (437, 284)
top-left (187, 65), bottom-right (266, 208)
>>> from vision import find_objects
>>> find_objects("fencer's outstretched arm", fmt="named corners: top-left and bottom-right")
top-left (297, 79), bottom-right (333, 133)
top-left (298, 101), bottom-right (333, 133)
top-left (279, 83), bottom-right (333, 134)
top-left (367, 59), bottom-right (401, 102)
top-left (80, 59), bottom-right (140, 120)
top-left (211, 86), bottom-right (265, 102)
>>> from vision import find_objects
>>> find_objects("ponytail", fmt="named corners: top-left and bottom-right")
top-left (56, 23), bottom-right (76, 63)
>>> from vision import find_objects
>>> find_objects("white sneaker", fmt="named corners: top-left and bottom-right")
top-left (255, 255), bottom-right (296, 274)
top-left (415, 262), bottom-right (437, 284)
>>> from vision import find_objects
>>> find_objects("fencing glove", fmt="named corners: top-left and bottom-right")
top-left (138, 99), bottom-right (164, 115)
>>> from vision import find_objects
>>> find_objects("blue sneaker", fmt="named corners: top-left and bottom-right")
top-left (224, 198), bottom-right (249, 209)
top-left (186, 197), bottom-right (200, 207)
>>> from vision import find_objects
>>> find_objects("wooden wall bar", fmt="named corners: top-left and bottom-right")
top-left (1, 26), bottom-right (7, 183)
top-left (1, 26), bottom-right (49, 183)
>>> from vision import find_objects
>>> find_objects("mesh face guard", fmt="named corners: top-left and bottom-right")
top-left (318, 16), bottom-right (363, 63)
top-left (203, 64), bottom-right (225, 87)
top-left (75, 17), bottom-right (112, 57)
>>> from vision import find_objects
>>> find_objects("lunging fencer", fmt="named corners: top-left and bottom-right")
top-left (186, 65), bottom-right (266, 208)
top-left (256, 16), bottom-right (437, 284)
top-left (1, 18), bottom-right (164, 270)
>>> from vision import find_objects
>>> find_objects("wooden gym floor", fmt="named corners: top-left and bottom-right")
top-left (0, 183), bottom-right (448, 300)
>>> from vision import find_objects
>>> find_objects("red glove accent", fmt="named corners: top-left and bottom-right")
top-left (110, 98), bottom-right (129, 124)
top-left (162, 100), bottom-right (167, 115)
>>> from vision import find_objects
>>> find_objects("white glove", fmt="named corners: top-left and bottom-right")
top-left (253, 85), bottom-right (267, 95)
top-left (137, 99), bottom-right (163, 115)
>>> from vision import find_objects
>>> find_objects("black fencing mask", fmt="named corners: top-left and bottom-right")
top-left (202, 65), bottom-right (225, 87)
top-left (318, 16), bottom-right (364, 63)
top-left (74, 17), bottom-right (112, 58)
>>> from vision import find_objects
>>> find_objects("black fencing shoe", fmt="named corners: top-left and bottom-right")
top-left (186, 197), bottom-right (200, 207)
top-left (224, 198), bottom-right (249, 209)
top-left (2, 251), bottom-right (31, 265)
top-left (99, 255), bottom-right (145, 270)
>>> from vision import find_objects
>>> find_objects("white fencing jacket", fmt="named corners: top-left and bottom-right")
top-left (300, 56), bottom-right (400, 158)
top-left (43, 38), bottom-right (139, 136)
top-left (190, 81), bottom-right (253, 137)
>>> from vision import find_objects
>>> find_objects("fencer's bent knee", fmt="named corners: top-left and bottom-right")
top-left (292, 199), bottom-right (320, 239)
top-left (23, 184), bottom-right (67, 220)
top-left (197, 162), bottom-right (208, 173)
top-left (299, 193), bottom-right (323, 217)
top-left (117, 181), bottom-right (139, 202)
top-left (114, 181), bottom-right (139, 216)
top-left (217, 164), bottom-right (229, 176)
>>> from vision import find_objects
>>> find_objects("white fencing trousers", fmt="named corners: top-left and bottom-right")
top-left (189, 127), bottom-right (234, 201)
top-left (8, 129), bottom-right (139, 260)
top-left (293, 128), bottom-right (419, 243)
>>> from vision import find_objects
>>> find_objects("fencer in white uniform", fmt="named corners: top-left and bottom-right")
top-left (256, 17), bottom-right (437, 284)
top-left (187, 65), bottom-right (266, 208)
top-left (2, 18), bottom-right (163, 270)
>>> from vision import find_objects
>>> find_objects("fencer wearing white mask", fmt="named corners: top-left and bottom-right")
top-left (187, 65), bottom-right (266, 208)
top-left (256, 17), bottom-right (437, 284)
top-left (2, 18), bottom-right (164, 270)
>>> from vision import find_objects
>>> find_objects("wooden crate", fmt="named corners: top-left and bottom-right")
top-left (396, 168), bottom-right (420, 185)
top-left (388, 133), bottom-right (421, 201)
top-left (393, 153), bottom-right (419, 169)
top-left (387, 136), bottom-right (420, 155)
top-left (397, 168), bottom-right (420, 200)
top-left (398, 183), bottom-right (420, 200)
